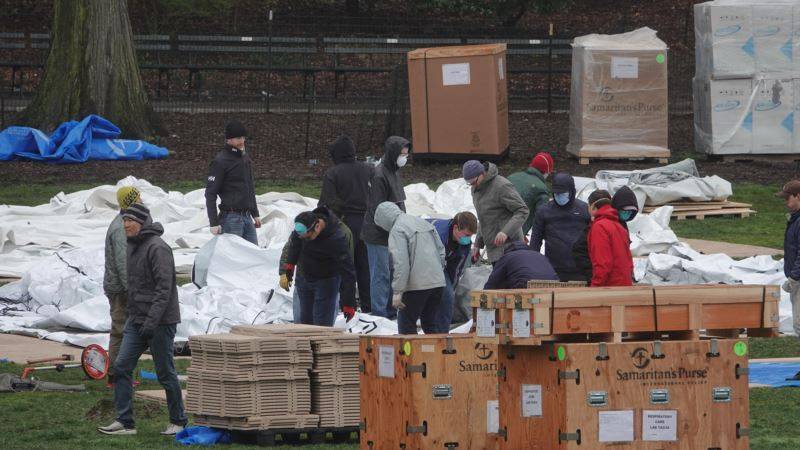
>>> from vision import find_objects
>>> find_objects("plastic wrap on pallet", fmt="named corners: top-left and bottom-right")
top-left (566, 27), bottom-right (669, 158)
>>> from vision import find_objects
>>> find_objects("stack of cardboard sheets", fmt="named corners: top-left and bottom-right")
top-left (310, 335), bottom-right (360, 428)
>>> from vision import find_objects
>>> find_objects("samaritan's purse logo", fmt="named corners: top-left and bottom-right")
top-left (631, 347), bottom-right (650, 369)
top-left (458, 344), bottom-right (497, 373)
top-left (475, 343), bottom-right (494, 360)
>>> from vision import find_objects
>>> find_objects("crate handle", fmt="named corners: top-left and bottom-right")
top-left (650, 389), bottom-right (669, 404)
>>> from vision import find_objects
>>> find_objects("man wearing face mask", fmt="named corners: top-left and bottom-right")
top-left (507, 152), bottom-right (554, 237)
top-left (463, 160), bottom-right (529, 265)
top-left (530, 172), bottom-right (590, 282)
top-left (427, 211), bottom-right (478, 332)
top-left (361, 136), bottom-right (411, 318)
top-left (611, 186), bottom-right (640, 230)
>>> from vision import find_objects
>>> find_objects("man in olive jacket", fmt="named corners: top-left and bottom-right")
top-left (463, 160), bottom-right (529, 264)
top-left (507, 152), bottom-right (553, 236)
top-left (99, 204), bottom-right (186, 437)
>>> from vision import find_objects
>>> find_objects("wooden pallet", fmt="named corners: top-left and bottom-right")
top-left (673, 207), bottom-right (755, 220)
top-left (716, 154), bottom-right (800, 163)
top-left (228, 427), bottom-right (359, 447)
top-left (642, 201), bottom-right (755, 220)
top-left (567, 148), bottom-right (670, 166)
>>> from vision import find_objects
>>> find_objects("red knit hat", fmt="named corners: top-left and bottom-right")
top-left (529, 152), bottom-right (554, 175)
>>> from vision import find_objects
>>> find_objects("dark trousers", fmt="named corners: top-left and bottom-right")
top-left (113, 320), bottom-right (186, 428)
top-left (295, 273), bottom-right (340, 326)
top-left (397, 287), bottom-right (444, 335)
top-left (343, 212), bottom-right (371, 313)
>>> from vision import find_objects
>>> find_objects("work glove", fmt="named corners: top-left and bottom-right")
top-left (392, 293), bottom-right (405, 310)
top-left (210, 225), bottom-right (221, 235)
top-left (342, 306), bottom-right (356, 321)
top-left (138, 324), bottom-right (156, 340)
top-left (279, 274), bottom-right (292, 291)
top-left (783, 278), bottom-right (798, 293)
top-left (471, 246), bottom-right (481, 264)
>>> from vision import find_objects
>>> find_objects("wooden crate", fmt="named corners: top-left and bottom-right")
top-left (472, 285), bottom-right (780, 344)
top-left (497, 339), bottom-right (749, 449)
top-left (359, 334), bottom-right (498, 450)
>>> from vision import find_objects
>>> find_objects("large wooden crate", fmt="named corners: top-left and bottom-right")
top-left (359, 334), bottom-right (498, 450)
top-left (497, 339), bottom-right (749, 449)
top-left (471, 284), bottom-right (780, 344)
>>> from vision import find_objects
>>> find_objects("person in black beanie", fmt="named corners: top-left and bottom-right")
top-left (204, 120), bottom-right (261, 246)
top-left (611, 186), bottom-right (640, 230)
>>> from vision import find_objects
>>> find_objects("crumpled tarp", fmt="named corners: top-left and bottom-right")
top-left (0, 115), bottom-right (168, 163)
top-left (748, 362), bottom-right (800, 388)
top-left (175, 426), bottom-right (231, 446)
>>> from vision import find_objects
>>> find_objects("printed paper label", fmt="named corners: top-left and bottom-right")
top-left (476, 308), bottom-right (496, 337)
top-left (443, 63), bottom-right (471, 86)
top-left (487, 400), bottom-right (500, 433)
top-left (421, 344), bottom-right (435, 353)
top-left (611, 56), bottom-right (639, 79)
top-left (598, 410), bottom-right (634, 442)
top-left (521, 384), bottom-right (542, 417)
top-left (512, 309), bottom-right (530, 338)
top-left (643, 410), bottom-right (677, 441)
top-left (378, 345), bottom-right (394, 378)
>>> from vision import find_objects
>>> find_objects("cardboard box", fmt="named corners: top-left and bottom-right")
top-left (695, 3), bottom-right (756, 78)
top-left (567, 28), bottom-right (669, 160)
top-left (753, 4), bottom-right (794, 77)
top-left (407, 44), bottom-right (509, 156)
top-left (695, 78), bottom-right (754, 155)
top-left (753, 78), bottom-right (794, 154)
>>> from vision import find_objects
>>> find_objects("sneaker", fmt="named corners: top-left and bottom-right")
top-left (160, 423), bottom-right (185, 436)
top-left (98, 421), bottom-right (136, 435)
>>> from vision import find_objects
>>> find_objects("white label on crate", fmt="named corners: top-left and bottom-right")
top-left (520, 384), bottom-right (542, 417)
top-left (611, 56), bottom-right (639, 79)
top-left (642, 410), bottom-right (677, 441)
top-left (386, 38), bottom-right (398, 44)
top-left (512, 309), bottom-right (530, 338)
top-left (442, 63), bottom-right (471, 86)
top-left (421, 344), bottom-right (435, 353)
top-left (476, 308), bottom-right (496, 337)
top-left (378, 345), bottom-right (394, 378)
top-left (241, 36), bottom-right (253, 42)
top-left (598, 410), bottom-right (634, 442)
top-left (498, 57), bottom-right (505, 80)
top-left (487, 400), bottom-right (500, 433)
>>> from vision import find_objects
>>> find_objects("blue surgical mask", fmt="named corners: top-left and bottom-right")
top-left (294, 222), bottom-right (308, 234)
top-left (619, 210), bottom-right (635, 222)
top-left (458, 235), bottom-right (472, 246)
top-left (554, 192), bottom-right (570, 206)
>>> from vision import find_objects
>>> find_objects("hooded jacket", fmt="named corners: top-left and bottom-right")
top-left (484, 241), bottom-right (558, 290)
top-left (507, 167), bottom-right (550, 235)
top-left (205, 145), bottom-right (259, 227)
top-left (611, 186), bottom-right (639, 231)
top-left (282, 207), bottom-right (357, 308)
top-left (361, 136), bottom-right (409, 246)
top-left (785, 211), bottom-right (800, 280)
top-left (104, 213), bottom-right (128, 293)
top-left (318, 136), bottom-right (375, 217)
top-left (428, 218), bottom-right (470, 285)
top-left (375, 202), bottom-right (445, 294)
top-left (472, 163), bottom-right (529, 263)
top-left (530, 173), bottom-right (590, 280)
top-left (126, 220), bottom-right (180, 330)
top-left (587, 204), bottom-right (634, 287)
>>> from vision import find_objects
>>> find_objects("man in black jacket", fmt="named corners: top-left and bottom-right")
top-left (484, 241), bottom-right (558, 289)
top-left (283, 207), bottom-right (357, 326)
top-left (361, 136), bottom-right (410, 318)
top-left (98, 204), bottom-right (186, 437)
top-left (318, 135), bottom-right (374, 313)
top-left (205, 120), bottom-right (261, 245)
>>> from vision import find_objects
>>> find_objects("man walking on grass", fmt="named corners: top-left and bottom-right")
top-left (98, 204), bottom-right (187, 436)
top-left (779, 180), bottom-right (800, 380)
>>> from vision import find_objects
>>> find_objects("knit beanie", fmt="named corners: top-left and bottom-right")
top-left (462, 160), bottom-right (486, 181)
top-left (116, 186), bottom-right (141, 210)
top-left (225, 120), bottom-right (247, 139)
top-left (530, 152), bottom-right (554, 175)
top-left (122, 203), bottom-right (150, 225)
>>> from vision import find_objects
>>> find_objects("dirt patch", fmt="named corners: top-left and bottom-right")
top-left (85, 397), bottom-right (163, 422)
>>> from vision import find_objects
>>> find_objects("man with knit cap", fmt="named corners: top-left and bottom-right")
top-left (103, 186), bottom-right (141, 384)
top-left (99, 204), bottom-right (186, 436)
top-left (507, 152), bottom-right (554, 236)
top-left (205, 120), bottom-right (260, 246)
top-left (463, 160), bottom-right (529, 264)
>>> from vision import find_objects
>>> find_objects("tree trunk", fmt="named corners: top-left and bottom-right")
top-left (18, 0), bottom-right (160, 139)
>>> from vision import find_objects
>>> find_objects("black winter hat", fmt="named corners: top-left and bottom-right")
top-left (612, 186), bottom-right (639, 211)
top-left (225, 120), bottom-right (247, 139)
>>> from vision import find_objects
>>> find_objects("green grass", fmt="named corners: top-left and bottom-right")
top-left (669, 183), bottom-right (787, 250)
top-left (750, 388), bottom-right (800, 449)
top-left (749, 337), bottom-right (800, 359)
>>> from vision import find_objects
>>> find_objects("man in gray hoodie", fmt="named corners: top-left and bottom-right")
top-left (374, 202), bottom-right (446, 334)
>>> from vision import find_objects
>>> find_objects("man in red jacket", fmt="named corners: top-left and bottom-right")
top-left (587, 196), bottom-right (633, 287)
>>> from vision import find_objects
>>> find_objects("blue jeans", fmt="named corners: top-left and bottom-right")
top-left (220, 211), bottom-right (258, 246)
top-left (113, 320), bottom-right (186, 428)
top-left (397, 287), bottom-right (443, 335)
top-left (366, 242), bottom-right (394, 318)
top-left (435, 274), bottom-right (455, 333)
top-left (295, 273), bottom-right (340, 326)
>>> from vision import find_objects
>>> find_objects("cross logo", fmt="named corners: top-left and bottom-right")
top-left (631, 347), bottom-right (650, 369)
top-left (475, 343), bottom-right (494, 360)
top-left (600, 87), bottom-right (614, 102)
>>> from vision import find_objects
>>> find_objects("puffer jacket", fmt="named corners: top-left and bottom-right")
top-left (507, 167), bottom-right (550, 235)
top-left (104, 213), bottom-right (128, 293)
top-left (484, 241), bottom-right (558, 289)
top-left (785, 211), bottom-right (800, 280)
top-left (375, 202), bottom-right (445, 294)
top-left (362, 136), bottom-right (409, 246)
top-left (587, 204), bottom-right (634, 287)
top-left (318, 135), bottom-right (375, 217)
top-left (530, 173), bottom-right (590, 281)
top-left (126, 220), bottom-right (180, 329)
top-left (472, 163), bottom-right (529, 263)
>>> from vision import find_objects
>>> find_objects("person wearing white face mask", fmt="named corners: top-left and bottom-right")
top-left (529, 172), bottom-right (590, 282)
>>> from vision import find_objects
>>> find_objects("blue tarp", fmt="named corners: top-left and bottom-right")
top-left (0, 114), bottom-right (168, 163)
top-left (176, 426), bottom-right (231, 446)
top-left (749, 362), bottom-right (800, 388)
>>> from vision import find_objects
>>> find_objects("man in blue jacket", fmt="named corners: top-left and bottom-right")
top-left (484, 241), bottom-right (558, 289)
top-left (779, 181), bottom-right (800, 381)
top-left (427, 211), bottom-right (478, 332)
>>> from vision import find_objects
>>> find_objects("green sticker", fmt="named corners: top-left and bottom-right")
top-left (403, 341), bottom-right (412, 356)
top-left (734, 341), bottom-right (748, 357)
top-left (557, 346), bottom-right (566, 361)
top-left (656, 54), bottom-right (665, 64)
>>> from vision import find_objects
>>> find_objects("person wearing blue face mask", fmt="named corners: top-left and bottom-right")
top-left (530, 172), bottom-right (590, 282)
top-left (427, 211), bottom-right (478, 332)
top-left (611, 186), bottom-right (640, 230)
